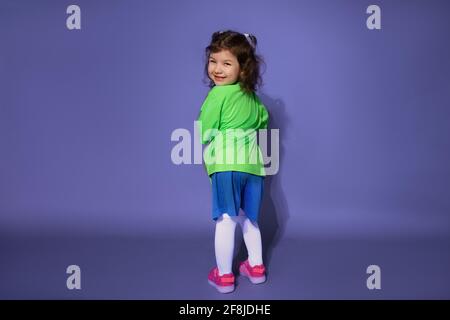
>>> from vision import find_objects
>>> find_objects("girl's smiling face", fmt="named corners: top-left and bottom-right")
top-left (208, 50), bottom-right (241, 86)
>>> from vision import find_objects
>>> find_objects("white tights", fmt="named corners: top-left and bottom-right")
top-left (215, 211), bottom-right (263, 276)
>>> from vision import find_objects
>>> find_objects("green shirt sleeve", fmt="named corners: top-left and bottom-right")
top-left (197, 87), bottom-right (225, 144)
top-left (259, 105), bottom-right (269, 129)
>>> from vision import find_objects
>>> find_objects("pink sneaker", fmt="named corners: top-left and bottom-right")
top-left (239, 260), bottom-right (266, 284)
top-left (208, 267), bottom-right (235, 294)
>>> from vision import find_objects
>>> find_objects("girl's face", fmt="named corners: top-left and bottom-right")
top-left (208, 50), bottom-right (241, 86)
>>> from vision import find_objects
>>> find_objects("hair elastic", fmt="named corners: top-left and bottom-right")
top-left (243, 33), bottom-right (255, 49)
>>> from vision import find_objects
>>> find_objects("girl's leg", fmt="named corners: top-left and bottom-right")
top-left (215, 213), bottom-right (238, 275)
top-left (238, 212), bottom-right (264, 266)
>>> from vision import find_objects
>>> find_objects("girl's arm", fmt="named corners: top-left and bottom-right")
top-left (197, 88), bottom-right (224, 144)
top-left (258, 104), bottom-right (269, 130)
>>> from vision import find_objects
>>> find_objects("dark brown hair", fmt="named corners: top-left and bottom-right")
top-left (203, 30), bottom-right (266, 94)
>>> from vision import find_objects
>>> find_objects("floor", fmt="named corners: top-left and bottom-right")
top-left (1, 233), bottom-right (449, 299)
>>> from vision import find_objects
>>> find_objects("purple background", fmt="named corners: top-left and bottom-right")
top-left (1, 0), bottom-right (449, 299)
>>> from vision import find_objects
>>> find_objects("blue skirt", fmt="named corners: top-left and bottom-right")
top-left (210, 171), bottom-right (265, 222)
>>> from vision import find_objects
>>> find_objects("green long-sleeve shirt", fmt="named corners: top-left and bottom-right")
top-left (197, 82), bottom-right (269, 177)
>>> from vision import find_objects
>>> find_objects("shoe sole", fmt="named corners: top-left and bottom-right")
top-left (208, 280), bottom-right (235, 294)
top-left (239, 266), bottom-right (266, 284)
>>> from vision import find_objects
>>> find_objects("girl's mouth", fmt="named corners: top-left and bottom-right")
top-left (214, 76), bottom-right (225, 81)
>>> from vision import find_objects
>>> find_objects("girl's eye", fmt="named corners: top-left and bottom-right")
top-left (209, 61), bottom-right (231, 66)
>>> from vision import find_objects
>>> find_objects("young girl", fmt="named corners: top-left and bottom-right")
top-left (197, 30), bottom-right (269, 294)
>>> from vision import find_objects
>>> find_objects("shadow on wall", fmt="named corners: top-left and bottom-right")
top-left (235, 93), bottom-right (290, 271)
